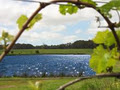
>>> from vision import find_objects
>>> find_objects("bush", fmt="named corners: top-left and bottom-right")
top-left (35, 50), bottom-right (39, 54)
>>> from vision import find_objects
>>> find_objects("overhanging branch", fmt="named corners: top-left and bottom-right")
top-left (0, 2), bottom-right (49, 61)
top-left (57, 72), bottom-right (120, 90)
top-left (0, 0), bottom-right (120, 60)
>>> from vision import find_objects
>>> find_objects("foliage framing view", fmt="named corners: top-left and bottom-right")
top-left (0, 0), bottom-right (120, 82)
top-left (0, 31), bottom-right (14, 51)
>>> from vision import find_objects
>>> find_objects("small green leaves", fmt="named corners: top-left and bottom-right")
top-left (89, 45), bottom-right (116, 73)
top-left (93, 30), bottom-right (116, 46)
top-left (17, 15), bottom-right (28, 30)
top-left (0, 30), bottom-right (14, 50)
top-left (17, 14), bottom-right (42, 30)
top-left (59, 3), bottom-right (78, 15)
top-left (1, 30), bottom-right (14, 42)
top-left (99, 0), bottom-right (120, 18)
top-left (90, 29), bottom-right (120, 73)
top-left (28, 14), bottom-right (42, 29)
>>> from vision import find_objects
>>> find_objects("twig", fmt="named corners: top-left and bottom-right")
top-left (57, 72), bottom-right (120, 90)
top-left (14, 0), bottom-right (109, 4)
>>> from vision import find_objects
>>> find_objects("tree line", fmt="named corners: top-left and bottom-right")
top-left (0, 40), bottom-right (97, 49)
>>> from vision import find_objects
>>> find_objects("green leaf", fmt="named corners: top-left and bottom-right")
top-left (59, 3), bottom-right (78, 15)
top-left (89, 45), bottom-right (116, 73)
top-left (0, 30), bottom-right (14, 51)
top-left (2, 30), bottom-right (8, 38)
top-left (28, 13), bottom-right (42, 30)
top-left (8, 35), bottom-right (14, 41)
top-left (99, 0), bottom-right (120, 18)
top-left (17, 15), bottom-right (28, 30)
top-left (17, 14), bottom-right (42, 30)
top-left (93, 30), bottom-right (116, 46)
top-left (117, 29), bottom-right (120, 40)
top-left (0, 37), bottom-right (2, 42)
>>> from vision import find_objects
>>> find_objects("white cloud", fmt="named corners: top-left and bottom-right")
top-left (50, 25), bottom-right (66, 32)
top-left (87, 19), bottom-right (108, 35)
top-left (0, 0), bottom-right (118, 45)
top-left (16, 30), bottom-right (80, 45)
top-left (63, 35), bottom-right (79, 43)
top-left (75, 29), bottom-right (82, 34)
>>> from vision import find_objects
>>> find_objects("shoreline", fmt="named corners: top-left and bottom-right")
top-left (0, 49), bottom-right (93, 56)
top-left (6, 53), bottom-right (91, 56)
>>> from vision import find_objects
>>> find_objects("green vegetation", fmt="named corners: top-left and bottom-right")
top-left (17, 14), bottom-right (42, 30)
top-left (0, 0), bottom-right (120, 90)
top-left (0, 31), bottom-right (14, 51)
top-left (0, 49), bottom-right (93, 55)
top-left (67, 78), bottom-right (120, 90)
top-left (0, 77), bottom-right (120, 90)
top-left (90, 30), bottom-right (120, 73)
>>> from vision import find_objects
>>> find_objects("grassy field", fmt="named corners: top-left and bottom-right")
top-left (0, 77), bottom-right (120, 90)
top-left (1, 49), bottom-right (120, 90)
top-left (0, 49), bottom-right (93, 55)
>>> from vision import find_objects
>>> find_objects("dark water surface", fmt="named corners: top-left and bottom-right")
top-left (0, 55), bottom-right (95, 77)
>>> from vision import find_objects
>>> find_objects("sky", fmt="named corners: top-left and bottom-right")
top-left (0, 0), bottom-right (118, 45)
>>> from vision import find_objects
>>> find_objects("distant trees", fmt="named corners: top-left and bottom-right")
top-left (0, 40), bottom-right (97, 49)
top-left (12, 43), bottom-right (34, 49)
top-left (72, 40), bottom-right (96, 49)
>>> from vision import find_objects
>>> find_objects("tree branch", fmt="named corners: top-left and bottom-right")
top-left (57, 72), bottom-right (120, 90)
top-left (51, 0), bottom-right (120, 50)
top-left (0, 2), bottom-right (49, 61)
top-left (0, 0), bottom-right (120, 60)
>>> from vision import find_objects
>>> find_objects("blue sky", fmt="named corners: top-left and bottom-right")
top-left (0, 0), bottom-right (113, 45)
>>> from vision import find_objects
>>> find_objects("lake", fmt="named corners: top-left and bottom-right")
top-left (0, 55), bottom-right (95, 77)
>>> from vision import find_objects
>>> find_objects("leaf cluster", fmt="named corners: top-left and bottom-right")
top-left (17, 14), bottom-right (42, 30)
top-left (59, 3), bottom-right (78, 15)
top-left (90, 30), bottom-right (120, 73)
top-left (99, 0), bottom-right (120, 18)
top-left (0, 30), bottom-right (14, 50)
top-left (0, 30), bottom-right (14, 43)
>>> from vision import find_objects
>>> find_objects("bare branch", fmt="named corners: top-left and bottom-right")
top-left (0, 2), bottom-right (50, 61)
top-left (14, 0), bottom-right (109, 4)
top-left (1, 0), bottom-right (120, 61)
top-left (57, 72), bottom-right (120, 90)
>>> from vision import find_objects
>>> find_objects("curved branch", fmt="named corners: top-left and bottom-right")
top-left (51, 0), bottom-right (120, 50)
top-left (0, 3), bottom-right (50, 61)
top-left (57, 72), bottom-right (120, 90)
top-left (0, 0), bottom-right (120, 60)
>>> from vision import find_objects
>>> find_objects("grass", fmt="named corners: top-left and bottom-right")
top-left (0, 77), bottom-right (120, 90)
top-left (0, 49), bottom-right (120, 90)
top-left (0, 49), bottom-right (93, 55)
top-left (0, 77), bottom-right (75, 90)
top-left (66, 77), bottom-right (120, 90)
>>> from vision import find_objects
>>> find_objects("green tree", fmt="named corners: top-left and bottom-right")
top-left (0, 30), bottom-right (14, 51)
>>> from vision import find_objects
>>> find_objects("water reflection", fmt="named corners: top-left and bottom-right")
top-left (0, 55), bottom-right (95, 77)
